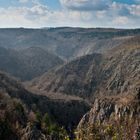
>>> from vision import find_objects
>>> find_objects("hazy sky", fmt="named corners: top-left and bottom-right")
top-left (0, 0), bottom-right (139, 28)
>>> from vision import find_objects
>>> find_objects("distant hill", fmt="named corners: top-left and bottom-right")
top-left (0, 47), bottom-right (63, 80)
top-left (0, 28), bottom-right (140, 60)
top-left (28, 36), bottom-right (140, 99)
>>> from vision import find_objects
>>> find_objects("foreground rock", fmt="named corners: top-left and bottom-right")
top-left (76, 88), bottom-right (140, 140)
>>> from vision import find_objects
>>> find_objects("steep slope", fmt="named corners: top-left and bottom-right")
top-left (17, 47), bottom-right (64, 80)
top-left (0, 28), bottom-right (140, 59)
top-left (29, 36), bottom-right (140, 99)
top-left (98, 36), bottom-right (140, 96)
top-left (75, 37), bottom-right (140, 140)
top-left (76, 89), bottom-right (140, 140)
top-left (28, 53), bottom-right (103, 98)
top-left (0, 47), bottom-right (63, 81)
top-left (0, 71), bottom-right (90, 131)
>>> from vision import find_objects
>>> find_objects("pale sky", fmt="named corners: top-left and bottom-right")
top-left (0, 0), bottom-right (139, 28)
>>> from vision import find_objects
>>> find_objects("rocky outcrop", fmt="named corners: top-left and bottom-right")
top-left (77, 88), bottom-right (140, 140)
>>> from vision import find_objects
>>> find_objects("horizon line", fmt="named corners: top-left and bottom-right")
top-left (0, 26), bottom-right (140, 30)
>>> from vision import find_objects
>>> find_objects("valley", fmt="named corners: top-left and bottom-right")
top-left (0, 27), bottom-right (140, 140)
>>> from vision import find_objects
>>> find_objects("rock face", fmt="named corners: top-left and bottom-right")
top-left (77, 88), bottom-right (140, 140)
